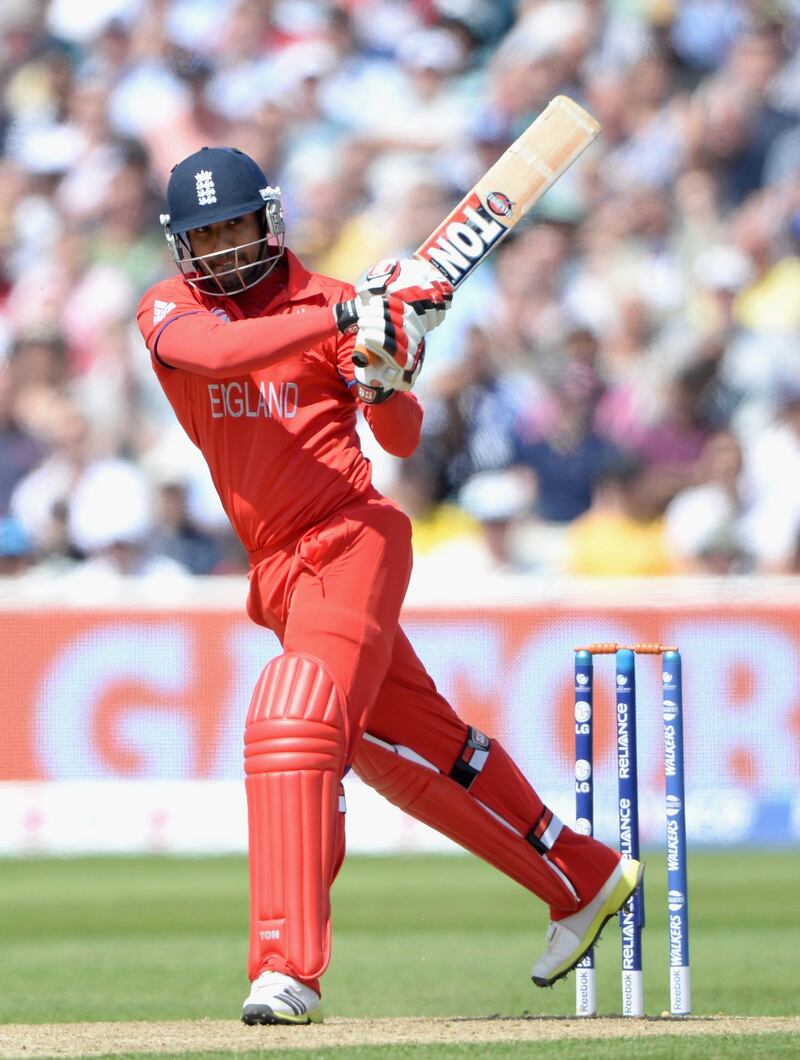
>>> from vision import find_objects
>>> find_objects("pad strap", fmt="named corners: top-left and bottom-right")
top-left (449, 726), bottom-right (491, 790)
top-left (526, 807), bottom-right (564, 854)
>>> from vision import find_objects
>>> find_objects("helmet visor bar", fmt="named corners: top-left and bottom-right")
top-left (176, 229), bottom-right (285, 296)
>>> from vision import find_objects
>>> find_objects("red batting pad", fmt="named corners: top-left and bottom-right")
top-left (244, 652), bottom-right (347, 984)
top-left (353, 737), bottom-right (580, 912)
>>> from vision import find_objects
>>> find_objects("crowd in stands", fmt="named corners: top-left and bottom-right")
top-left (2, 0), bottom-right (800, 584)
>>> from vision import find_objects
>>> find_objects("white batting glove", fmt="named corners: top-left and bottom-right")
top-left (353, 339), bottom-right (426, 404)
top-left (350, 296), bottom-right (426, 405)
top-left (358, 258), bottom-right (454, 334)
top-left (333, 291), bottom-right (401, 334)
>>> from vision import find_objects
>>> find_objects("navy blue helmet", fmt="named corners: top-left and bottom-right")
top-left (160, 146), bottom-right (285, 296)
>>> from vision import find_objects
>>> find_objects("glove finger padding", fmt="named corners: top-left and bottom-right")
top-left (333, 291), bottom-right (408, 336)
top-left (359, 258), bottom-right (453, 334)
top-left (354, 338), bottom-right (425, 403)
top-left (356, 296), bottom-right (425, 370)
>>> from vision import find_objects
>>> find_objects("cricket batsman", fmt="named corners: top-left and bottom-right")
top-left (136, 146), bottom-right (642, 1025)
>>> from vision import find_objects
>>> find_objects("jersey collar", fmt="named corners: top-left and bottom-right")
top-left (232, 249), bottom-right (327, 317)
top-left (280, 249), bottom-right (328, 303)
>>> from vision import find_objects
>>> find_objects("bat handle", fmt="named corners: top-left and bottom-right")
top-left (352, 346), bottom-right (374, 368)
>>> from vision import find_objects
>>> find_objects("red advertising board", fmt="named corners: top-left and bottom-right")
top-left (1, 590), bottom-right (798, 845)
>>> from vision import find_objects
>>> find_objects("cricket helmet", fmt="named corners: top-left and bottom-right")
top-left (160, 146), bottom-right (285, 296)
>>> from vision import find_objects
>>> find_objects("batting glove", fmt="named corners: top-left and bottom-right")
top-left (358, 258), bottom-right (453, 333)
top-left (333, 291), bottom-right (411, 335)
top-left (353, 336), bottom-right (426, 404)
top-left (349, 295), bottom-right (426, 404)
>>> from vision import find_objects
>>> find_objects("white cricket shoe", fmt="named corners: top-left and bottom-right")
top-left (241, 970), bottom-right (323, 1025)
top-left (531, 857), bottom-right (644, 987)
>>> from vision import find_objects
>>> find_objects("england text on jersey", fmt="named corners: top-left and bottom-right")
top-left (208, 381), bottom-right (299, 420)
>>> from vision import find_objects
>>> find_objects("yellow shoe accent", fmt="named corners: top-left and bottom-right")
top-left (531, 858), bottom-right (644, 987)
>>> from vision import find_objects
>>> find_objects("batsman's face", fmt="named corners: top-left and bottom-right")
top-left (188, 212), bottom-right (264, 292)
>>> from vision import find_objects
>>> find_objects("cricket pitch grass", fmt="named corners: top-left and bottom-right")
top-left (1, 852), bottom-right (798, 1059)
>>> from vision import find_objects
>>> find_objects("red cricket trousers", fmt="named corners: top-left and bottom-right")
top-left (245, 489), bottom-right (617, 990)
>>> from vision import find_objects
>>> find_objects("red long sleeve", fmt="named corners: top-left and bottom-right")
top-left (362, 394), bottom-right (423, 458)
top-left (152, 306), bottom-right (338, 379)
top-left (332, 325), bottom-right (422, 459)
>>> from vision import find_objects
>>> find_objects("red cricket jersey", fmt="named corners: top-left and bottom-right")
top-left (136, 251), bottom-right (422, 556)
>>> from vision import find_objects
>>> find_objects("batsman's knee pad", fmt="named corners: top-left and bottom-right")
top-left (244, 652), bottom-right (347, 983)
top-left (354, 729), bottom-right (578, 912)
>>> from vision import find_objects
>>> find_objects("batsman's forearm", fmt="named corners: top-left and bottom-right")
top-left (363, 391), bottom-right (423, 458)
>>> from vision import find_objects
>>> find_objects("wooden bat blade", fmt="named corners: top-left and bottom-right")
top-left (415, 95), bottom-right (601, 288)
top-left (351, 96), bottom-right (600, 373)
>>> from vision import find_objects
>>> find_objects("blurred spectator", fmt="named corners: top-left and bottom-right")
top-left (106, 4), bottom-right (191, 139)
top-left (591, 295), bottom-right (663, 452)
top-left (688, 241), bottom-right (796, 438)
top-left (149, 478), bottom-right (221, 575)
top-left (665, 430), bottom-right (753, 573)
top-left (206, 526), bottom-right (249, 575)
top-left (391, 454), bottom-right (478, 555)
top-left (670, 0), bottom-right (747, 73)
top-left (0, 367), bottom-right (44, 513)
top-left (318, 158), bottom-right (458, 282)
top-left (599, 57), bottom-right (687, 194)
top-left (732, 197), bottom-right (800, 334)
top-left (410, 466), bottom-right (536, 582)
top-left (740, 389), bottom-right (800, 573)
top-left (420, 324), bottom-right (536, 500)
top-left (357, 27), bottom-right (471, 155)
top-left (348, 0), bottom-right (427, 58)
top-left (488, 223), bottom-right (578, 356)
top-left (631, 360), bottom-right (725, 506)
top-left (688, 77), bottom-right (782, 210)
top-left (1, 0), bottom-right (800, 580)
top-left (202, 1), bottom-right (276, 123)
top-left (315, 7), bottom-right (403, 136)
top-left (0, 514), bottom-right (37, 576)
top-left (456, 467), bottom-right (537, 574)
top-left (86, 146), bottom-right (166, 288)
top-left (689, 242), bottom-right (754, 336)
top-left (143, 54), bottom-right (229, 185)
top-left (61, 533), bottom-right (188, 584)
top-left (9, 396), bottom-right (91, 561)
top-left (9, 334), bottom-right (69, 390)
top-left (44, 0), bottom-right (140, 46)
top-left (53, 78), bottom-right (125, 223)
top-left (566, 458), bottom-right (678, 577)
top-left (514, 365), bottom-right (622, 525)
top-left (9, 395), bottom-right (154, 563)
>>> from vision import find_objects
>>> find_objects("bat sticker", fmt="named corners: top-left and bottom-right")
top-left (419, 193), bottom-right (509, 285)
top-left (486, 191), bottom-right (513, 217)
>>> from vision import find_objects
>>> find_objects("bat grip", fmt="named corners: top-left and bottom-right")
top-left (352, 346), bottom-right (374, 368)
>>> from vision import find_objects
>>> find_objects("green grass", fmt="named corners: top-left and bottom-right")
top-left (0, 851), bottom-right (798, 1034)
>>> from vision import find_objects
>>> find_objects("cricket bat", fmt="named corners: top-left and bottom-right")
top-left (415, 94), bottom-right (600, 287)
top-left (353, 96), bottom-right (600, 369)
